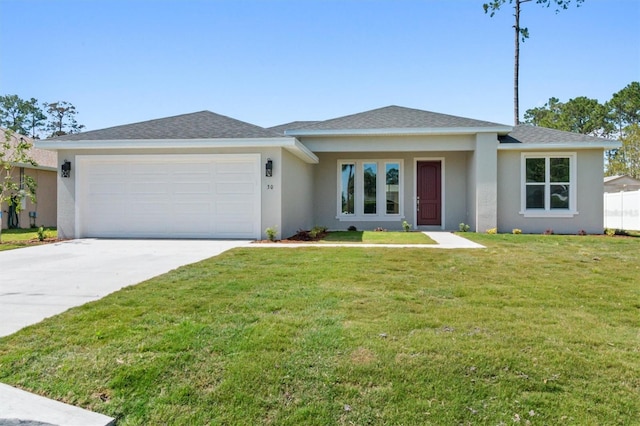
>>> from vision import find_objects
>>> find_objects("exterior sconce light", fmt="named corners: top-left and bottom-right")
top-left (61, 160), bottom-right (71, 178)
top-left (265, 159), bottom-right (273, 177)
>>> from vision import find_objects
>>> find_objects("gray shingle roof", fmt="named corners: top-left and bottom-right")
top-left (48, 111), bottom-right (281, 141)
top-left (268, 121), bottom-right (320, 135)
top-left (500, 125), bottom-right (616, 144)
top-left (286, 105), bottom-right (508, 134)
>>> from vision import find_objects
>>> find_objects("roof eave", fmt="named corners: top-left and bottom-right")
top-left (286, 126), bottom-right (513, 137)
top-left (35, 137), bottom-right (319, 164)
top-left (8, 162), bottom-right (57, 172)
top-left (498, 141), bottom-right (621, 150)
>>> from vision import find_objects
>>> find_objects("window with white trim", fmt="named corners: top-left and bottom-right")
top-left (521, 153), bottom-right (577, 216)
top-left (338, 160), bottom-right (403, 220)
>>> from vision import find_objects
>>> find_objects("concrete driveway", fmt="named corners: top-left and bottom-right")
top-left (0, 239), bottom-right (250, 337)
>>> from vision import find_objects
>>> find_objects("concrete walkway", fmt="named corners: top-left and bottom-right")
top-left (249, 231), bottom-right (485, 249)
top-left (0, 238), bottom-right (250, 426)
top-left (0, 383), bottom-right (115, 426)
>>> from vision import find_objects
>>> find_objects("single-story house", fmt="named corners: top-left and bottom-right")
top-left (604, 175), bottom-right (640, 193)
top-left (35, 106), bottom-right (619, 240)
top-left (1, 129), bottom-right (57, 230)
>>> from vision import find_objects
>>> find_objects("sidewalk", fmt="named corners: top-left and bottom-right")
top-left (0, 383), bottom-right (115, 426)
top-left (248, 231), bottom-right (485, 249)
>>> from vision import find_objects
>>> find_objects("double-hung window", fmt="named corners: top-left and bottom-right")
top-left (521, 153), bottom-right (577, 217)
top-left (338, 160), bottom-right (403, 220)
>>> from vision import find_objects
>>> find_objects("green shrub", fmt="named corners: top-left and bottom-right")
top-left (402, 220), bottom-right (411, 232)
top-left (458, 223), bottom-right (470, 232)
top-left (605, 228), bottom-right (616, 237)
top-left (37, 226), bottom-right (48, 241)
top-left (265, 226), bottom-right (278, 242)
top-left (309, 226), bottom-right (327, 239)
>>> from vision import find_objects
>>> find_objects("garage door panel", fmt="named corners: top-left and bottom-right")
top-left (215, 220), bottom-right (256, 234)
top-left (78, 155), bottom-right (260, 239)
top-left (216, 182), bottom-right (254, 194)
top-left (215, 172), bottom-right (255, 183)
top-left (216, 200), bottom-right (254, 215)
top-left (217, 161), bottom-right (253, 172)
top-left (172, 183), bottom-right (213, 194)
top-left (173, 202), bottom-right (212, 214)
top-left (132, 184), bottom-right (170, 195)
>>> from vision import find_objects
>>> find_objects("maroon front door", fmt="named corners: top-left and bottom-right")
top-left (417, 161), bottom-right (441, 226)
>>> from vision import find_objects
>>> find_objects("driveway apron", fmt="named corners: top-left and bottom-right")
top-left (0, 239), bottom-right (250, 337)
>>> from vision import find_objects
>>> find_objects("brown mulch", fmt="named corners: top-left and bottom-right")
top-left (254, 229), bottom-right (328, 243)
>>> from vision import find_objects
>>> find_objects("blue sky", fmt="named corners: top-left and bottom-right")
top-left (1, 0), bottom-right (638, 131)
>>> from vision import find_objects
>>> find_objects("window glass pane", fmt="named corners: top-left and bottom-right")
top-left (526, 185), bottom-right (545, 209)
top-left (341, 163), bottom-right (355, 214)
top-left (363, 163), bottom-right (377, 214)
top-left (386, 163), bottom-right (399, 214)
top-left (550, 158), bottom-right (569, 182)
top-left (550, 184), bottom-right (570, 209)
top-left (526, 158), bottom-right (545, 182)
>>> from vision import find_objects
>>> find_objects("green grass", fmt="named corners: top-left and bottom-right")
top-left (320, 230), bottom-right (435, 244)
top-left (0, 234), bottom-right (638, 424)
top-left (0, 228), bottom-right (57, 251)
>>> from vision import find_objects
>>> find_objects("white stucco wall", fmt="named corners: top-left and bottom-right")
top-left (280, 149), bottom-right (314, 239)
top-left (470, 133), bottom-right (498, 232)
top-left (497, 149), bottom-right (605, 234)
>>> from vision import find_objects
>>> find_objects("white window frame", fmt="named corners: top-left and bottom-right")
top-left (520, 152), bottom-right (578, 218)
top-left (336, 159), bottom-right (404, 221)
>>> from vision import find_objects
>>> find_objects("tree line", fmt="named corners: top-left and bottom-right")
top-left (0, 95), bottom-right (84, 139)
top-left (523, 82), bottom-right (640, 178)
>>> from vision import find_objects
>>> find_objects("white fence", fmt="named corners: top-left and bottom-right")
top-left (604, 190), bottom-right (640, 231)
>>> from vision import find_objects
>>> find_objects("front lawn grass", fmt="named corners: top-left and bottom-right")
top-left (320, 230), bottom-right (435, 244)
top-left (0, 228), bottom-right (57, 251)
top-left (0, 235), bottom-right (638, 424)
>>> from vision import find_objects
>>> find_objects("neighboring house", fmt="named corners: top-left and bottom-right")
top-left (1, 129), bottom-right (57, 230)
top-left (35, 106), bottom-right (619, 240)
top-left (604, 175), bottom-right (640, 193)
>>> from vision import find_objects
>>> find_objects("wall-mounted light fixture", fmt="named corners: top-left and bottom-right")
top-left (61, 160), bottom-right (71, 178)
top-left (265, 158), bottom-right (273, 177)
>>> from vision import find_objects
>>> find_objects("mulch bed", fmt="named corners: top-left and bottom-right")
top-left (255, 229), bottom-right (329, 243)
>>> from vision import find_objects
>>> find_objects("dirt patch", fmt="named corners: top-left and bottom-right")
top-left (350, 347), bottom-right (376, 365)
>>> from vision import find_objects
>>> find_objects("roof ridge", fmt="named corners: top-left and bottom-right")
top-left (47, 110), bottom-right (281, 141)
top-left (288, 105), bottom-right (509, 133)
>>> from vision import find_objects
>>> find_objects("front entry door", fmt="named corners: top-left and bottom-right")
top-left (417, 161), bottom-right (442, 226)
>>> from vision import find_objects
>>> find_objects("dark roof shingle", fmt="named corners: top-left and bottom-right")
top-left (48, 111), bottom-right (280, 141)
top-left (286, 105), bottom-right (508, 134)
top-left (268, 121), bottom-right (320, 135)
top-left (500, 125), bottom-right (616, 144)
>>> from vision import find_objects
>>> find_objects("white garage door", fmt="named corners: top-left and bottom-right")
top-left (76, 154), bottom-right (261, 239)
